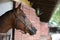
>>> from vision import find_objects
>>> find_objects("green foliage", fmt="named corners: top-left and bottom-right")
top-left (49, 4), bottom-right (60, 27)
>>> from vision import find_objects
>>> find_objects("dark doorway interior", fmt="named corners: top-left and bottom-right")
top-left (28, 0), bottom-right (58, 22)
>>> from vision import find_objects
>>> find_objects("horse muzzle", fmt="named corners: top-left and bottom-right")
top-left (28, 27), bottom-right (37, 35)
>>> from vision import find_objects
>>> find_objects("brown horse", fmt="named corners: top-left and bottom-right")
top-left (0, 3), bottom-right (37, 35)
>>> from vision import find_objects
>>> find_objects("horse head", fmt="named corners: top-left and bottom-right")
top-left (14, 3), bottom-right (37, 35)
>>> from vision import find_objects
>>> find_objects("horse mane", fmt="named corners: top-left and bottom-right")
top-left (0, 8), bottom-right (16, 19)
top-left (0, 8), bottom-right (17, 29)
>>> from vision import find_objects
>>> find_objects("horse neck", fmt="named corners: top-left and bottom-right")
top-left (0, 12), bottom-right (15, 33)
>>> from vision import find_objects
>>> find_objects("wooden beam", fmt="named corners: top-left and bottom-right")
top-left (12, 1), bottom-right (16, 40)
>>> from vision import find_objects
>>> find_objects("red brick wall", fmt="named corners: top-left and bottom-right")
top-left (15, 2), bottom-right (49, 40)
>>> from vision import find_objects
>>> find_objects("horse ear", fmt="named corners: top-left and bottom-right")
top-left (17, 3), bottom-right (21, 9)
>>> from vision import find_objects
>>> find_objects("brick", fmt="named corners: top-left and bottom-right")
top-left (15, 2), bottom-right (49, 40)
